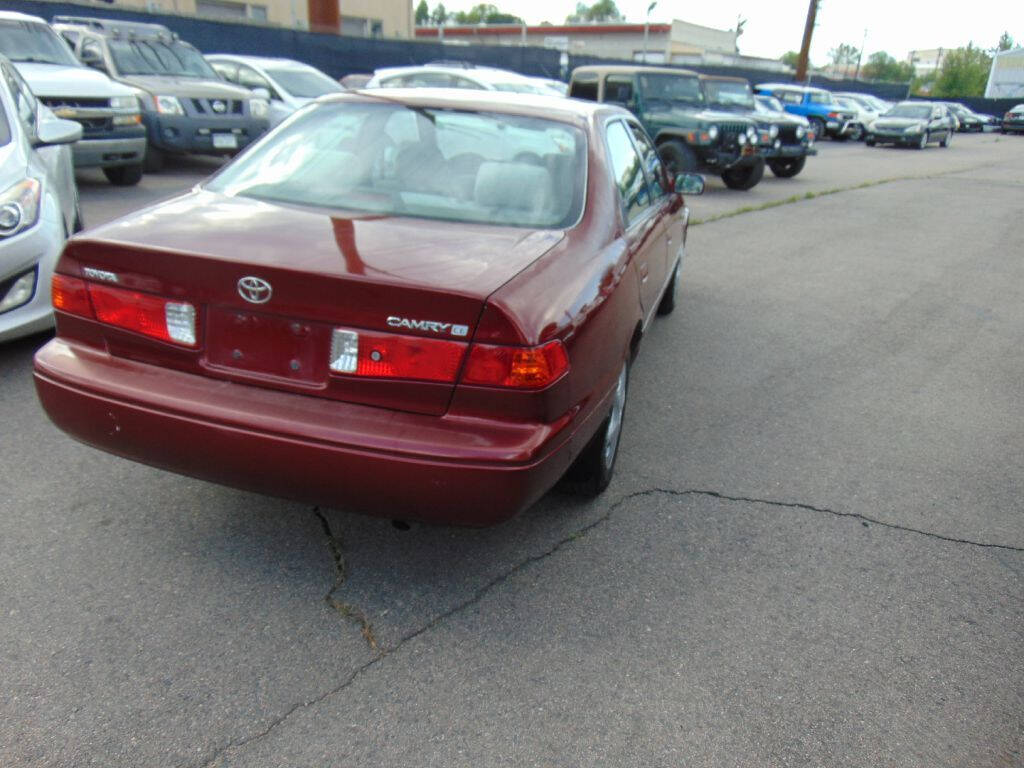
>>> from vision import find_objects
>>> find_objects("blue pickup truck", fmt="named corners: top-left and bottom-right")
top-left (754, 83), bottom-right (862, 141)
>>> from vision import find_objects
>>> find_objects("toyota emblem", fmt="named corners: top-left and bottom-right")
top-left (211, 99), bottom-right (227, 113)
top-left (238, 276), bottom-right (272, 304)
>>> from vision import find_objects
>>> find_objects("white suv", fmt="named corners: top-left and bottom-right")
top-left (0, 12), bottom-right (145, 185)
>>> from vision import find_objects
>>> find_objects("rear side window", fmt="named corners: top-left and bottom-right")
top-left (604, 75), bottom-right (633, 107)
top-left (570, 74), bottom-right (598, 101)
top-left (627, 123), bottom-right (666, 199)
top-left (605, 120), bottom-right (650, 225)
top-left (779, 91), bottom-right (802, 105)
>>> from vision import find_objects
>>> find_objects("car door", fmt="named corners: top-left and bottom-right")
top-left (626, 119), bottom-right (680, 292)
top-left (605, 118), bottom-right (666, 322)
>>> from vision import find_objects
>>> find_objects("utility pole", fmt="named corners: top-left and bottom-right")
top-left (643, 2), bottom-right (657, 64)
top-left (795, 0), bottom-right (818, 82)
top-left (854, 28), bottom-right (867, 80)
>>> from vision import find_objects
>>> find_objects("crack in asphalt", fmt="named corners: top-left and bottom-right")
top-left (195, 486), bottom-right (1021, 766)
top-left (313, 507), bottom-right (378, 652)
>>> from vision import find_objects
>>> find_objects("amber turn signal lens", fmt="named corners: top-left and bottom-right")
top-left (462, 340), bottom-right (569, 389)
top-left (51, 274), bottom-right (93, 318)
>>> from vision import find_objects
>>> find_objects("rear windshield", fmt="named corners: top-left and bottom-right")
top-left (0, 20), bottom-right (80, 67)
top-left (885, 104), bottom-right (931, 119)
top-left (265, 67), bottom-right (343, 98)
top-left (207, 101), bottom-right (587, 229)
top-left (703, 79), bottom-right (753, 109)
top-left (109, 39), bottom-right (216, 78)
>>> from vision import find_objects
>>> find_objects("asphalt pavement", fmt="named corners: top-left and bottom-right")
top-left (2, 134), bottom-right (1022, 767)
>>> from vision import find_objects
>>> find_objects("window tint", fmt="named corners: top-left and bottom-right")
top-left (236, 64), bottom-right (271, 90)
top-left (606, 120), bottom-right (650, 225)
top-left (605, 75), bottom-right (634, 106)
top-left (779, 91), bottom-right (802, 104)
top-left (628, 123), bottom-right (666, 198)
top-left (569, 75), bottom-right (598, 101)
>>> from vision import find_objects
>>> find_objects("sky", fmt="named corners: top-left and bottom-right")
top-left (437, 0), bottom-right (1023, 65)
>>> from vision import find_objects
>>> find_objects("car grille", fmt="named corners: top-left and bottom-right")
top-left (779, 125), bottom-right (800, 144)
top-left (39, 97), bottom-right (118, 138)
top-left (189, 98), bottom-right (245, 115)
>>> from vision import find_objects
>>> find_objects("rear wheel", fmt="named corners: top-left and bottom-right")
top-left (565, 361), bottom-right (628, 496)
top-left (865, 137), bottom-right (876, 147)
top-left (656, 263), bottom-right (678, 316)
top-left (103, 164), bottom-right (143, 186)
top-left (721, 157), bottom-right (765, 190)
top-left (808, 116), bottom-right (826, 141)
top-left (767, 155), bottom-right (806, 178)
top-left (939, 131), bottom-right (952, 148)
top-left (657, 139), bottom-right (698, 178)
top-left (916, 132), bottom-right (928, 149)
top-left (847, 124), bottom-right (864, 141)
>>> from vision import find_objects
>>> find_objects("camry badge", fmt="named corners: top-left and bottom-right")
top-left (211, 99), bottom-right (227, 113)
top-left (238, 276), bottom-right (272, 304)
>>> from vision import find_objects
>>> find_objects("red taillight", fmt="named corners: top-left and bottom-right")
top-left (87, 283), bottom-right (197, 347)
top-left (462, 340), bottom-right (569, 389)
top-left (51, 274), bottom-right (93, 318)
top-left (330, 328), bottom-right (465, 383)
top-left (828, 111), bottom-right (840, 118)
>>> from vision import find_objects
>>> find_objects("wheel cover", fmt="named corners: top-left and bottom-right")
top-left (602, 365), bottom-right (628, 468)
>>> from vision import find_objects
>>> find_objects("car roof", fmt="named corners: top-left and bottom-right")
top-left (206, 54), bottom-right (316, 70)
top-left (0, 11), bottom-right (49, 24)
top-left (326, 87), bottom-right (615, 124)
top-left (572, 64), bottom-right (700, 78)
top-left (373, 64), bottom-right (535, 84)
top-left (698, 74), bottom-right (748, 84)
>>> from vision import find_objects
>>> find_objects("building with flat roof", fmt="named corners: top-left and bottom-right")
top-left (986, 46), bottom-right (1024, 98)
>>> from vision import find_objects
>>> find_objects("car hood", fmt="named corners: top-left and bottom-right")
top-left (873, 117), bottom-right (927, 130)
top-left (647, 105), bottom-right (753, 126)
top-left (117, 75), bottom-right (252, 100)
top-left (86, 189), bottom-right (566, 298)
top-left (12, 62), bottom-right (134, 98)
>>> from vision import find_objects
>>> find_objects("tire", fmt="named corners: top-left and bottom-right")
top-left (847, 124), bottom-right (864, 141)
top-left (656, 262), bottom-right (678, 316)
top-left (939, 131), bottom-right (951, 148)
top-left (808, 116), bottom-right (826, 141)
top-left (767, 155), bottom-right (806, 178)
top-left (657, 139), bottom-right (698, 178)
top-left (143, 147), bottom-right (164, 173)
top-left (720, 157), bottom-right (765, 190)
top-left (915, 132), bottom-right (928, 149)
top-left (103, 164), bottom-right (143, 186)
top-left (865, 137), bottom-right (876, 147)
top-left (565, 361), bottom-right (629, 496)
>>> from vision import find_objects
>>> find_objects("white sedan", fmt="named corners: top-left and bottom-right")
top-left (366, 64), bottom-right (560, 96)
top-left (206, 54), bottom-right (345, 128)
top-left (0, 54), bottom-right (81, 342)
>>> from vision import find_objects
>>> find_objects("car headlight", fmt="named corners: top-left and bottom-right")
top-left (769, 124), bottom-right (779, 139)
top-left (707, 125), bottom-right (719, 140)
top-left (795, 125), bottom-right (805, 139)
top-left (249, 98), bottom-right (269, 118)
top-left (904, 124), bottom-right (922, 134)
top-left (737, 133), bottom-right (747, 146)
top-left (155, 95), bottom-right (185, 116)
top-left (746, 125), bottom-right (758, 141)
top-left (0, 178), bottom-right (42, 239)
top-left (109, 95), bottom-right (138, 111)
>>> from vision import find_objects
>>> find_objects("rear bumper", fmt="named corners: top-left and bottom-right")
top-left (33, 339), bottom-right (577, 526)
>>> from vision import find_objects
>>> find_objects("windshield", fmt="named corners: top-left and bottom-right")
top-left (703, 79), bottom-right (754, 109)
top-left (207, 101), bottom-right (586, 229)
top-left (109, 39), bottom-right (217, 78)
top-left (885, 104), bottom-right (931, 119)
top-left (638, 73), bottom-right (703, 106)
top-left (266, 67), bottom-right (343, 98)
top-left (0, 20), bottom-right (80, 66)
top-left (755, 96), bottom-right (784, 114)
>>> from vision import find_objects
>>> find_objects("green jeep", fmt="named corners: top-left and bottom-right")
top-left (569, 65), bottom-right (765, 190)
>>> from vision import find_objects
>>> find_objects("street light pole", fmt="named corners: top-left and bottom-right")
top-left (854, 28), bottom-right (867, 80)
top-left (643, 1), bottom-right (657, 63)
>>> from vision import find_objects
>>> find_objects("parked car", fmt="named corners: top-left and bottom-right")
top-left (570, 65), bottom-right (764, 190)
top-left (367, 64), bottom-right (555, 95)
top-left (865, 101), bottom-right (955, 148)
top-left (33, 89), bottom-right (705, 525)
top-left (206, 54), bottom-right (344, 128)
top-left (833, 91), bottom-right (885, 132)
top-left (52, 16), bottom-right (269, 171)
top-left (1000, 104), bottom-right (1024, 134)
top-left (339, 73), bottom-right (370, 89)
top-left (0, 12), bottom-right (145, 186)
top-left (938, 102), bottom-right (986, 132)
top-left (0, 54), bottom-right (82, 342)
top-left (754, 83), bottom-right (860, 141)
top-left (700, 75), bottom-right (816, 179)
top-left (832, 95), bottom-right (877, 139)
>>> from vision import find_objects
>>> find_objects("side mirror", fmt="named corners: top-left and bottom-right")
top-left (674, 172), bottom-right (705, 196)
top-left (251, 87), bottom-right (271, 100)
top-left (35, 115), bottom-right (83, 147)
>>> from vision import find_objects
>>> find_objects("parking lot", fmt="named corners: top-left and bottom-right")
top-left (3, 133), bottom-right (1023, 766)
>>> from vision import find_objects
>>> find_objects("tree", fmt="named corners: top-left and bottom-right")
top-left (453, 3), bottom-right (523, 24)
top-left (566, 0), bottom-right (624, 23)
top-left (997, 31), bottom-right (1015, 51)
top-left (932, 43), bottom-right (992, 97)
top-left (415, 0), bottom-right (429, 25)
top-left (861, 51), bottom-right (914, 82)
top-left (430, 3), bottom-right (448, 25)
top-left (780, 50), bottom-right (801, 69)
top-left (829, 42), bottom-right (860, 72)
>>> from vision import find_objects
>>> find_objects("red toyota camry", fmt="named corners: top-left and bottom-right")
top-left (34, 89), bottom-right (702, 525)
